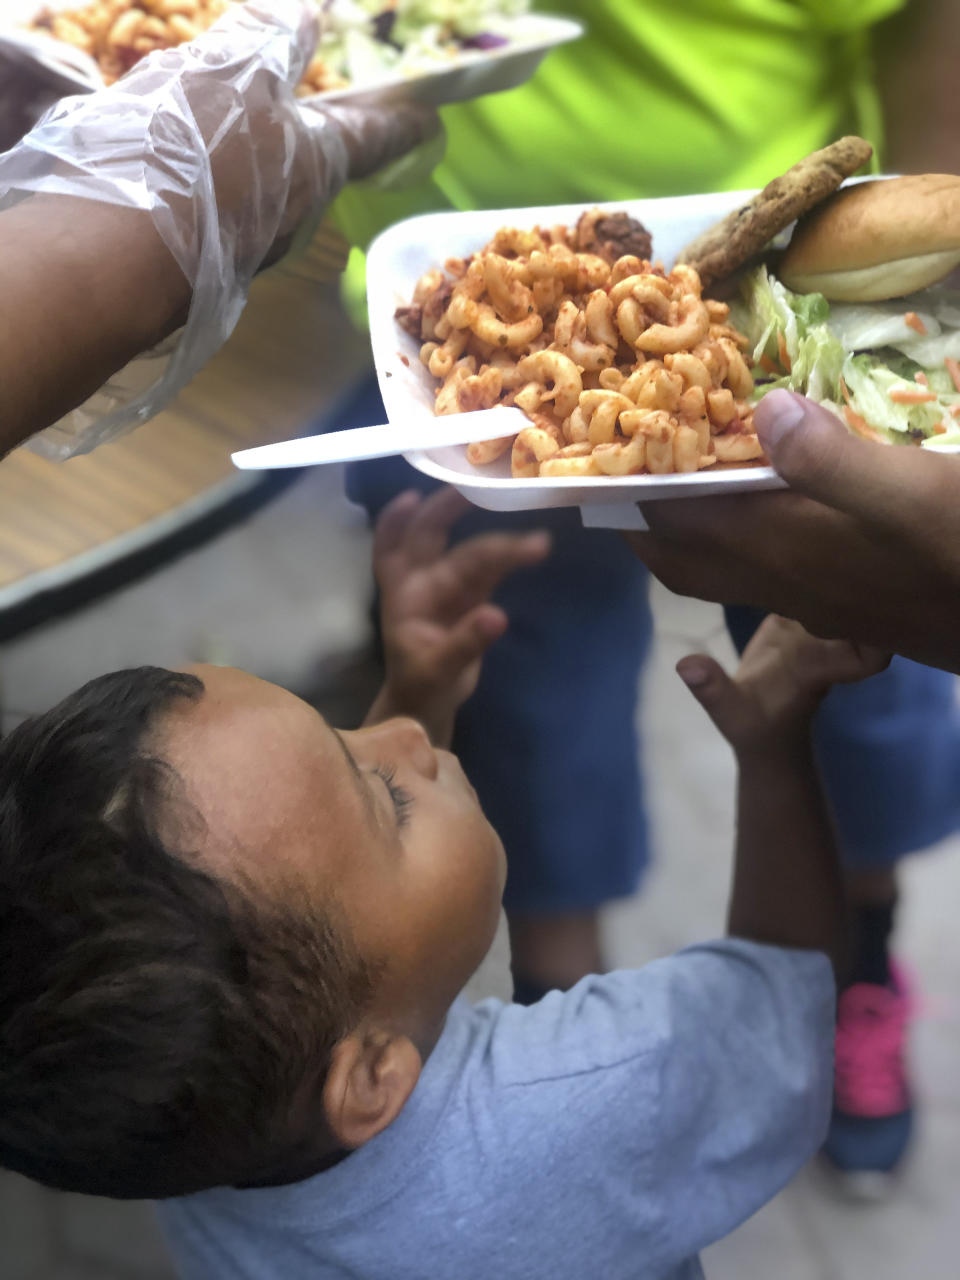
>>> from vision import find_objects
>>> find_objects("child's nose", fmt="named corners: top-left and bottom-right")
top-left (388, 718), bottom-right (439, 780)
top-left (359, 718), bottom-right (439, 780)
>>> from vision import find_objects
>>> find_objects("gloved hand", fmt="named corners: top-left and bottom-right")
top-left (0, 0), bottom-right (438, 456)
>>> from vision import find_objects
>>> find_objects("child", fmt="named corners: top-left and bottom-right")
top-left (0, 487), bottom-right (885, 1278)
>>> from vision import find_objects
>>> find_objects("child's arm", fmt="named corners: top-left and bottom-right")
top-left (365, 487), bottom-right (550, 747)
top-left (678, 618), bottom-right (889, 979)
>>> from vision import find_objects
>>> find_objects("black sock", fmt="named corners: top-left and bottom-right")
top-left (849, 901), bottom-right (896, 988)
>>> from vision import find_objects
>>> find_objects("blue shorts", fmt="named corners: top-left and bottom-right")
top-left (344, 377), bottom-right (960, 912)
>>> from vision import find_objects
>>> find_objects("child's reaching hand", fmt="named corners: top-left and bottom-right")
top-left (366, 487), bottom-right (550, 745)
top-left (678, 615), bottom-right (890, 755)
top-left (680, 616), bottom-right (888, 974)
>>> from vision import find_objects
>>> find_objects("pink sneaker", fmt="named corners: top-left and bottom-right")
top-left (822, 964), bottom-right (914, 1198)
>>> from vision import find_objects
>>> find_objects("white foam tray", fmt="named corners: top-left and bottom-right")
top-left (0, 5), bottom-right (583, 108)
top-left (367, 193), bottom-right (787, 526)
top-left (1, 0), bottom-right (105, 91)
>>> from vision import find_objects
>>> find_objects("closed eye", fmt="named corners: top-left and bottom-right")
top-left (373, 764), bottom-right (414, 830)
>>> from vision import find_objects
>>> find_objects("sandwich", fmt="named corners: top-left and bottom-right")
top-left (779, 174), bottom-right (960, 302)
top-left (684, 164), bottom-right (960, 450)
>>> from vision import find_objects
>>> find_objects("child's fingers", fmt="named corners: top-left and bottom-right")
top-left (853, 644), bottom-right (892, 680)
top-left (739, 614), bottom-right (802, 665)
top-left (797, 639), bottom-right (892, 690)
top-left (756, 617), bottom-right (892, 692)
top-left (403, 487), bottom-right (472, 564)
top-left (443, 530), bottom-right (551, 607)
top-left (434, 605), bottom-right (509, 681)
top-left (372, 490), bottom-right (422, 565)
top-left (676, 654), bottom-right (750, 741)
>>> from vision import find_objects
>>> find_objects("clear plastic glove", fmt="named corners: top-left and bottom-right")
top-left (0, 0), bottom-right (437, 457)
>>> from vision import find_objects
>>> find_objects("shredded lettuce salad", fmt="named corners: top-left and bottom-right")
top-left (734, 266), bottom-right (960, 449)
top-left (317, 0), bottom-right (543, 85)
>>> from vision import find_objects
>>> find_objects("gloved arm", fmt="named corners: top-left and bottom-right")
top-left (0, 0), bottom-right (435, 458)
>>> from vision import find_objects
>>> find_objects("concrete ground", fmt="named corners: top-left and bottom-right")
top-left (1, 467), bottom-right (959, 1278)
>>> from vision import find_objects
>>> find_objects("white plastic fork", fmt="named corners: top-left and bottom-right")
top-left (231, 406), bottom-right (527, 470)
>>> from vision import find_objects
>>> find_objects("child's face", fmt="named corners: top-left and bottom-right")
top-left (157, 666), bottom-right (506, 1045)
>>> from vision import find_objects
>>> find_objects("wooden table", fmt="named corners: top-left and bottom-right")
top-left (0, 225), bottom-right (370, 613)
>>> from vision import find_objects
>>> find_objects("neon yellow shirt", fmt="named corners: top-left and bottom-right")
top-left (335, 0), bottom-right (905, 299)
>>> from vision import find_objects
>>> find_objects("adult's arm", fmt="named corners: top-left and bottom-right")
top-left (0, 0), bottom-right (434, 458)
top-left (875, 0), bottom-right (960, 174)
top-left (627, 390), bottom-right (960, 674)
top-left (0, 199), bottom-right (190, 457)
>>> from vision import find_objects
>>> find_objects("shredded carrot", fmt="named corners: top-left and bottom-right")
top-left (951, 404), bottom-right (960, 418)
top-left (777, 330), bottom-right (792, 373)
top-left (915, 371), bottom-right (929, 387)
top-left (844, 405), bottom-right (886, 443)
top-left (905, 311), bottom-right (928, 335)
top-left (758, 354), bottom-right (780, 376)
top-left (935, 422), bottom-right (949, 434)
top-left (946, 357), bottom-right (960, 395)
top-left (840, 377), bottom-right (852, 406)
top-left (889, 388), bottom-right (938, 404)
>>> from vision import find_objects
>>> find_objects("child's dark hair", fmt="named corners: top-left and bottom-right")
top-left (0, 668), bottom-right (371, 1200)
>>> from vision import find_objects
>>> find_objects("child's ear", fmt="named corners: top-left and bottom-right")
top-left (322, 1027), bottom-right (422, 1150)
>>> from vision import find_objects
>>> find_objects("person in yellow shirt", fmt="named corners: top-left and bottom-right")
top-left (339, 0), bottom-right (955, 1193)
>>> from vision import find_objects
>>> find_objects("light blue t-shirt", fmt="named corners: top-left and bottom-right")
top-left (159, 940), bottom-right (833, 1280)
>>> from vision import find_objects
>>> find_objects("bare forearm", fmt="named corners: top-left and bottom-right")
top-left (729, 739), bottom-right (846, 980)
top-left (0, 196), bottom-right (190, 456)
top-left (876, 0), bottom-right (960, 174)
top-left (364, 685), bottom-right (455, 749)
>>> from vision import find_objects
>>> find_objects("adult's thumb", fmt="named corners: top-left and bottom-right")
top-left (754, 388), bottom-right (960, 542)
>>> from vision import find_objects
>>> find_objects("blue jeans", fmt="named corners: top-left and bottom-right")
top-left (344, 377), bottom-right (960, 911)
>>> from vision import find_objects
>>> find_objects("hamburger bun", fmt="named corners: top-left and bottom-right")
top-left (780, 174), bottom-right (960, 301)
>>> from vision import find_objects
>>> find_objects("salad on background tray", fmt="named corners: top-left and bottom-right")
top-left (14, 0), bottom-right (567, 96)
top-left (315, 0), bottom-right (554, 90)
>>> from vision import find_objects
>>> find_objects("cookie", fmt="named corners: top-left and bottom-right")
top-left (676, 136), bottom-right (873, 291)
